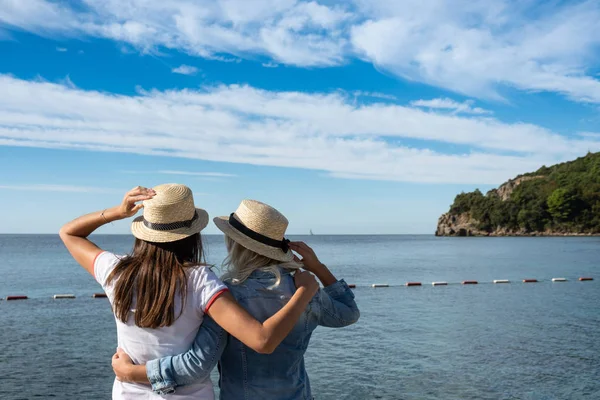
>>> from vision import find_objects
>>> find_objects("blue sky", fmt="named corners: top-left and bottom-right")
top-left (1, 0), bottom-right (599, 234)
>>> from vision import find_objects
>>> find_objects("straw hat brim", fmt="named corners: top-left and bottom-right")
top-left (131, 208), bottom-right (209, 243)
top-left (214, 215), bottom-right (294, 262)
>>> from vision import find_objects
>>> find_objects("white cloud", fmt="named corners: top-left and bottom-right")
top-left (172, 64), bottom-right (199, 75)
top-left (262, 62), bottom-right (279, 68)
top-left (353, 91), bottom-right (397, 101)
top-left (1, 1), bottom-right (600, 103)
top-left (411, 98), bottom-right (491, 115)
top-left (0, 0), bottom-right (349, 66)
top-left (0, 184), bottom-right (118, 193)
top-left (158, 170), bottom-right (236, 177)
top-left (1, 75), bottom-right (599, 185)
top-left (55, 46), bottom-right (67, 52)
top-left (350, 0), bottom-right (600, 103)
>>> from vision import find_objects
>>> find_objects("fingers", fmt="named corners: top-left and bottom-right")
top-left (127, 194), bottom-right (153, 204)
top-left (288, 242), bottom-right (305, 253)
top-left (288, 242), bottom-right (314, 258)
top-left (126, 186), bottom-right (156, 199)
top-left (289, 241), bottom-right (311, 251)
top-left (131, 203), bottom-right (144, 214)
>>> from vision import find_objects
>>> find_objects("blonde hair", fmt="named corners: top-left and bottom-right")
top-left (221, 236), bottom-right (301, 286)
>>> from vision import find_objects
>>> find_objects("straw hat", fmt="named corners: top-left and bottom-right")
top-left (214, 200), bottom-right (293, 262)
top-left (131, 184), bottom-right (208, 243)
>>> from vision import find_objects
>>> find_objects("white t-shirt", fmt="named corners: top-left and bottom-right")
top-left (94, 251), bottom-right (227, 400)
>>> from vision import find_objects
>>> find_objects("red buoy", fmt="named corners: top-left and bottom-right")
top-left (579, 277), bottom-right (594, 281)
top-left (6, 296), bottom-right (28, 300)
top-left (348, 284), bottom-right (356, 289)
top-left (92, 293), bottom-right (108, 298)
top-left (462, 280), bottom-right (478, 285)
top-left (523, 279), bottom-right (538, 283)
top-left (405, 282), bottom-right (422, 286)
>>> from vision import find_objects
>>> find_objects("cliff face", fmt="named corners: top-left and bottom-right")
top-left (489, 176), bottom-right (542, 201)
top-left (436, 152), bottom-right (600, 236)
top-left (436, 177), bottom-right (537, 236)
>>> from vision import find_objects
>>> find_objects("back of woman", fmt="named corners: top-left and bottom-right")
top-left (96, 252), bottom-right (224, 399)
top-left (214, 200), bottom-right (360, 400)
top-left (220, 270), bottom-right (312, 399)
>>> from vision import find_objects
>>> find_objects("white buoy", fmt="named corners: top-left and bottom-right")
top-left (552, 278), bottom-right (567, 282)
top-left (53, 294), bottom-right (76, 299)
top-left (371, 284), bottom-right (389, 288)
top-left (493, 279), bottom-right (510, 284)
top-left (432, 282), bottom-right (448, 286)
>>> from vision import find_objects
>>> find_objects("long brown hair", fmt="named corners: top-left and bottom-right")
top-left (107, 233), bottom-right (204, 329)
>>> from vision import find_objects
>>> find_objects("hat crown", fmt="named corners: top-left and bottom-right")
top-left (143, 184), bottom-right (196, 224)
top-left (233, 200), bottom-right (288, 240)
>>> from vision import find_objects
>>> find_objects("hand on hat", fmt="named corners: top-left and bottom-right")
top-left (117, 186), bottom-right (156, 219)
top-left (288, 241), bottom-right (325, 273)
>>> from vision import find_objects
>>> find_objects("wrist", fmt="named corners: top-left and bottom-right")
top-left (103, 206), bottom-right (126, 222)
top-left (124, 364), bottom-right (137, 382)
top-left (306, 262), bottom-right (326, 272)
top-left (294, 286), bottom-right (313, 298)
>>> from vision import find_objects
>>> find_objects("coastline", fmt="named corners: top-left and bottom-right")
top-left (435, 231), bottom-right (600, 237)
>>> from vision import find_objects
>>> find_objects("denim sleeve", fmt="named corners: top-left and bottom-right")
top-left (146, 316), bottom-right (227, 395)
top-left (312, 279), bottom-right (360, 328)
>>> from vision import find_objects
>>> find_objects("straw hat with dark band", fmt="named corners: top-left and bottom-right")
top-left (214, 199), bottom-right (294, 262)
top-left (131, 184), bottom-right (208, 243)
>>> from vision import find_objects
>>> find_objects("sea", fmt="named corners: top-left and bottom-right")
top-left (0, 234), bottom-right (598, 400)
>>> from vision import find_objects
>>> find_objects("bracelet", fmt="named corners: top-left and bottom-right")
top-left (101, 210), bottom-right (113, 225)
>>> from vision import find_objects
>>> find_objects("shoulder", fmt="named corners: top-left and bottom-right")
top-left (186, 265), bottom-right (226, 290)
top-left (94, 252), bottom-right (125, 286)
top-left (186, 264), bottom-right (220, 280)
top-left (186, 265), bottom-right (228, 312)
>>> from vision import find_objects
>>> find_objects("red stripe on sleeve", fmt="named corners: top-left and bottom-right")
top-left (204, 288), bottom-right (229, 313)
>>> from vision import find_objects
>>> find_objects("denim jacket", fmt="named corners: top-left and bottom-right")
top-left (146, 268), bottom-right (360, 400)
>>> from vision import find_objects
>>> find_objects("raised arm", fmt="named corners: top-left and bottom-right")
top-left (288, 241), bottom-right (360, 327)
top-left (59, 186), bottom-right (155, 275)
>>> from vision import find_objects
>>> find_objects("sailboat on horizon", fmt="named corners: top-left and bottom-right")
top-left (309, 229), bottom-right (314, 236)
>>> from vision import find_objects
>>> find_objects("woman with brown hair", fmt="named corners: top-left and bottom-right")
top-left (59, 185), bottom-right (318, 399)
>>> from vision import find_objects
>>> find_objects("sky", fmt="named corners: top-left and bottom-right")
top-left (1, 0), bottom-right (599, 234)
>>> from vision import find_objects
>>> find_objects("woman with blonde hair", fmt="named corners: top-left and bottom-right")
top-left (112, 199), bottom-right (360, 399)
top-left (60, 186), bottom-right (319, 399)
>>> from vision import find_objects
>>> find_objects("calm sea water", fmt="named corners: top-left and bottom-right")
top-left (1, 234), bottom-right (599, 400)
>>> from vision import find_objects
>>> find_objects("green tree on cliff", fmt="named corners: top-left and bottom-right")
top-left (444, 152), bottom-right (600, 234)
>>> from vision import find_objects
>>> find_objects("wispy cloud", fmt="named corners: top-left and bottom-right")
top-left (171, 65), bottom-right (199, 76)
top-left (262, 62), bottom-right (279, 68)
top-left (0, 184), bottom-right (119, 193)
top-left (411, 98), bottom-right (491, 115)
top-left (1, 75), bottom-right (599, 185)
top-left (353, 91), bottom-right (397, 101)
top-left (0, 1), bottom-right (599, 103)
top-left (158, 170), bottom-right (236, 177)
top-left (122, 170), bottom-right (236, 178)
top-left (55, 47), bottom-right (67, 52)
